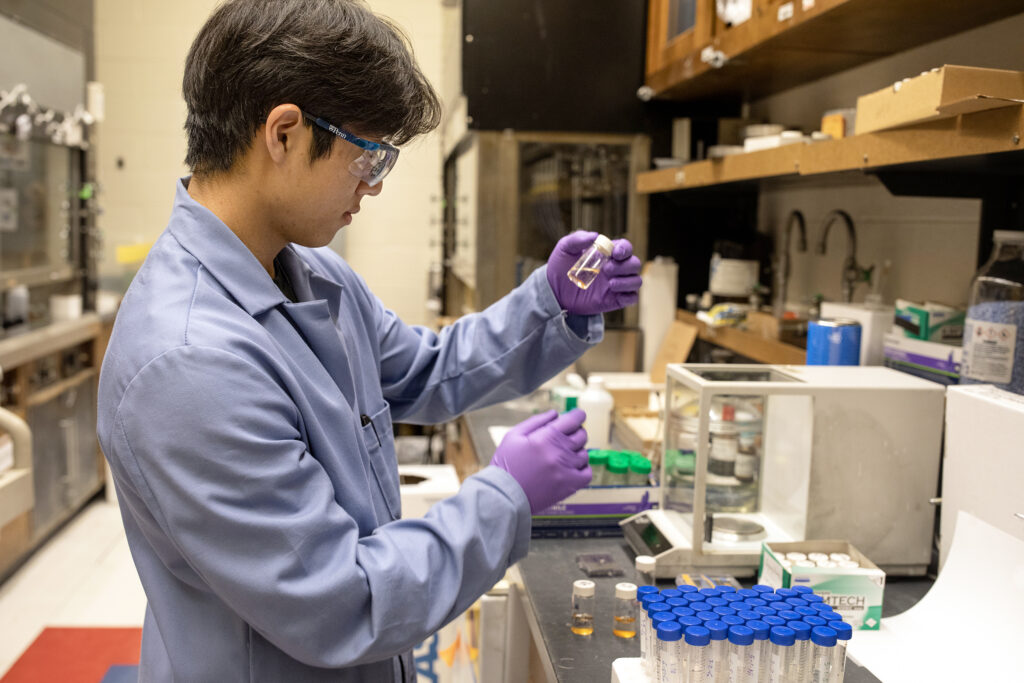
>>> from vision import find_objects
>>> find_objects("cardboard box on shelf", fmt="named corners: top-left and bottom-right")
top-left (759, 540), bottom-right (886, 630)
top-left (894, 299), bottom-right (965, 343)
top-left (883, 331), bottom-right (962, 385)
top-left (855, 64), bottom-right (1024, 135)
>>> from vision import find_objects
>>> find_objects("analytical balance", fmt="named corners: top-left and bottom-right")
top-left (621, 364), bottom-right (945, 578)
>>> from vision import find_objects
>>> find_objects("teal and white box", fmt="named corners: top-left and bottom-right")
top-left (758, 540), bottom-right (886, 630)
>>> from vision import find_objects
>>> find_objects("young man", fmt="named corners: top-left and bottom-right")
top-left (97, 1), bottom-right (642, 680)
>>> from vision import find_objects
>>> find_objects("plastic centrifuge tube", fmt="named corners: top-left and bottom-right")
top-left (737, 589), bottom-right (759, 600)
top-left (662, 589), bottom-right (684, 601)
top-left (761, 615), bottom-right (786, 630)
top-left (655, 620), bottom-right (684, 683)
top-left (645, 603), bottom-right (672, 675)
top-left (745, 619), bottom-right (770, 683)
top-left (795, 606), bottom-right (818, 619)
top-left (682, 625), bottom-right (711, 683)
top-left (613, 582), bottom-right (638, 639)
top-left (769, 601), bottom-right (790, 613)
top-left (737, 610), bottom-right (760, 622)
top-left (803, 615), bottom-right (828, 629)
top-left (696, 611), bottom-right (719, 623)
top-left (744, 598), bottom-right (768, 609)
top-left (767, 626), bottom-right (795, 683)
top-left (704, 620), bottom-right (729, 683)
top-left (809, 626), bottom-right (838, 683)
top-left (827, 621), bottom-right (852, 683)
top-left (787, 621), bottom-right (812, 681)
top-left (775, 588), bottom-right (799, 600)
top-left (752, 584), bottom-right (775, 596)
top-left (802, 593), bottom-right (824, 604)
top-left (713, 606), bottom-right (736, 618)
top-left (636, 555), bottom-right (658, 586)
top-left (689, 601), bottom-right (712, 613)
top-left (727, 625), bottom-right (756, 683)
top-left (753, 606), bottom-right (777, 619)
top-left (567, 234), bottom-right (613, 290)
top-left (811, 603), bottom-right (836, 615)
top-left (570, 580), bottom-right (595, 636)
top-left (717, 585), bottom-right (737, 594)
top-left (667, 597), bottom-right (690, 611)
top-left (679, 584), bottom-right (700, 595)
top-left (706, 597), bottom-right (729, 609)
top-left (786, 598), bottom-right (809, 608)
top-left (791, 586), bottom-right (814, 596)
top-left (723, 593), bottom-right (746, 604)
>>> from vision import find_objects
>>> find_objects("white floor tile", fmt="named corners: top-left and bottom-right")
top-left (0, 500), bottom-right (145, 675)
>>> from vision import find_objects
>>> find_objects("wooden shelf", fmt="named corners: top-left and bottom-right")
top-left (647, 0), bottom-right (1024, 102)
top-left (638, 105), bottom-right (1024, 194)
top-left (677, 310), bottom-right (806, 365)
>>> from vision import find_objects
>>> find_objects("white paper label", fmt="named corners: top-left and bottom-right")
top-left (0, 188), bottom-right (16, 232)
top-left (963, 318), bottom-right (1017, 384)
top-left (778, 2), bottom-right (795, 22)
top-left (802, 0), bottom-right (816, 10)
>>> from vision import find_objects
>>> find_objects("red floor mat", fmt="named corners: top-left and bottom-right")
top-left (1, 627), bottom-right (141, 683)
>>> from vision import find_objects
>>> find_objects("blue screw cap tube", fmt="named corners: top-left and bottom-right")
top-left (785, 597), bottom-right (809, 608)
top-left (683, 625), bottom-right (711, 682)
top-left (752, 584), bottom-right (775, 595)
top-left (704, 620), bottom-right (729, 683)
top-left (769, 601), bottom-right (791, 612)
top-left (768, 626), bottom-right (795, 683)
top-left (706, 597), bottom-right (729, 608)
top-left (696, 611), bottom-right (718, 623)
top-left (810, 626), bottom-right (838, 683)
top-left (713, 605), bottom-right (737, 617)
top-left (644, 606), bottom-right (671, 676)
top-left (637, 585), bottom-right (660, 600)
top-left (716, 585), bottom-right (737, 593)
top-left (744, 597), bottom-right (768, 609)
top-left (762, 615), bottom-right (786, 629)
top-left (811, 602), bottom-right (835, 614)
top-left (775, 588), bottom-right (799, 599)
top-left (723, 592), bottom-right (746, 604)
top-left (737, 588), bottom-right (759, 600)
top-left (688, 601), bottom-right (712, 612)
top-left (737, 610), bottom-right (760, 622)
top-left (753, 606), bottom-right (777, 618)
top-left (727, 625), bottom-right (756, 683)
top-left (795, 605), bottom-right (818, 618)
top-left (747, 619), bottom-right (770, 683)
top-left (802, 593), bottom-right (824, 604)
top-left (787, 621), bottom-right (812, 682)
top-left (655, 621), bottom-right (683, 683)
top-left (791, 585), bottom-right (814, 595)
top-left (829, 620), bottom-right (852, 683)
top-left (721, 615), bottom-right (745, 628)
top-left (672, 607), bottom-right (695, 621)
top-left (666, 597), bottom-right (689, 610)
top-left (661, 589), bottom-right (683, 601)
top-left (678, 584), bottom-right (700, 594)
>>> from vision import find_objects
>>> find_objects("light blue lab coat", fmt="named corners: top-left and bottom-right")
top-left (97, 179), bottom-right (603, 681)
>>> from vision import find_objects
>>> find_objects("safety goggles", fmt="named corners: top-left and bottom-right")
top-left (302, 112), bottom-right (399, 187)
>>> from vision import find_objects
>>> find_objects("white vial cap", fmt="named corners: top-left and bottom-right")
top-left (593, 234), bottom-right (613, 254)
top-left (993, 230), bottom-right (1024, 243)
top-left (635, 555), bottom-right (656, 571)
top-left (573, 579), bottom-right (596, 597)
top-left (816, 560), bottom-right (838, 568)
top-left (795, 560), bottom-right (816, 568)
top-left (615, 582), bottom-right (638, 600)
top-left (829, 552), bottom-right (851, 562)
top-left (807, 553), bottom-right (829, 562)
top-left (838, 560), bottom-right (860, 569)
top-left (786, 552), bottom-right (807, 561)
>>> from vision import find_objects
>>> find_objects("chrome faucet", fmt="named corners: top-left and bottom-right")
top-left (773, 210), bottom-right (807, 317)
top-left (816, 209), bottom-right (865, 303)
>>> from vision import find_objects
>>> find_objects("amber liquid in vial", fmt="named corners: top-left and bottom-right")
top-left (567, 267), bottom-right (602, 290)
top-left (571, 612), bottom-right (594, 636)
top-left (612, 615), bottom-right (637, 639)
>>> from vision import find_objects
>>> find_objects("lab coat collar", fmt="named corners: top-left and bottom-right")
top-left (167, 178), bottom-right (344, 317)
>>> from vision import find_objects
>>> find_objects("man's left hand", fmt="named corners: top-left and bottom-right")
top-left (546, 231), bottom-right (643, 316)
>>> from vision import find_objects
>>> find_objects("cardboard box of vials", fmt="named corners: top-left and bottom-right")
top-left (758, 540), bottom-right (886, 630)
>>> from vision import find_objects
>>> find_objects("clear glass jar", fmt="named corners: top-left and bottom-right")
top-left (567, 234), bottom-right (613, 290)
top-left (612, 582), bottom-right (638, 639)
top-left (635, 555), bottom-right (657, 586)
top-left (961, 230), bottom-right (1024, 394)
top-left (570, 579), bottom-right (595, 636)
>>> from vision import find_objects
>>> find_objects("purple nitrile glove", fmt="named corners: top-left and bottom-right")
top-left (490, 408), bottom-right (592, 514)
top-left (546, 231), bottom-right (643, 316)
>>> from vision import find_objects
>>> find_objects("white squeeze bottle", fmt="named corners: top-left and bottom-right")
top-left (578, 376), bottom-right (614, 449)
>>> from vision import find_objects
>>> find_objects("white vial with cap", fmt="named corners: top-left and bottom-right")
top-left (613, 582), bottom-right (638, 639)
top-left (570, 579), bottom-right (595, 636)
top-left (786, 552), bottom-right (808, 562)
top-left (807, 552), bottom-right (829, 563)
top-left (829, 552), bottom-right (851, 562)
top-left (636, 554), bottom-right (657, 586)
top-left (567, 234), bottom-right (613, 290)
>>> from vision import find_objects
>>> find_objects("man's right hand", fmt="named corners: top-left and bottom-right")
top-left (490, 409), bottom-right (591, 514)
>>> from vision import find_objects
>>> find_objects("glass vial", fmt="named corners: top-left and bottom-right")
top-left (636, 554), bottom-right (657, 586)
top-left (567, 233), bottom-right (614, 290)
top-left (612, 582), bottom-right (638, 639)
top-left (570, 579), bottom-right (596, 636)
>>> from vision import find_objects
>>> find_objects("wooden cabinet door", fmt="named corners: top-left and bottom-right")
top-left (646, 0), bottom-right (715, 78)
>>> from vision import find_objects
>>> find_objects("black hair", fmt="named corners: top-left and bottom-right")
top-left (183, 0), bottom-right (441, 175)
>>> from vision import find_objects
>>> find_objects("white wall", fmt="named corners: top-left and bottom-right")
top-left (95, 0), bottom-right (445, 325)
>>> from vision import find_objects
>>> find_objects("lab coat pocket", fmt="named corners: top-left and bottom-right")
top-left (360, 403), bottom-right (401, 521)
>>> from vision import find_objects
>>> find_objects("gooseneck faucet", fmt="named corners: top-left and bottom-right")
top-left (773, 210), bottom-right (807, 317)
top-left (816, 209), bottom-right (863, 303)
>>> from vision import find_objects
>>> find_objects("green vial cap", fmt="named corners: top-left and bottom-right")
top-left (629, 455), bottom-right (652, 474)
top-left (566, 396), bottom-right (578, 411)
top-left (607, 454), bottom-right (630, 474)
top-left (588, 450), bottom-right (609, 466)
